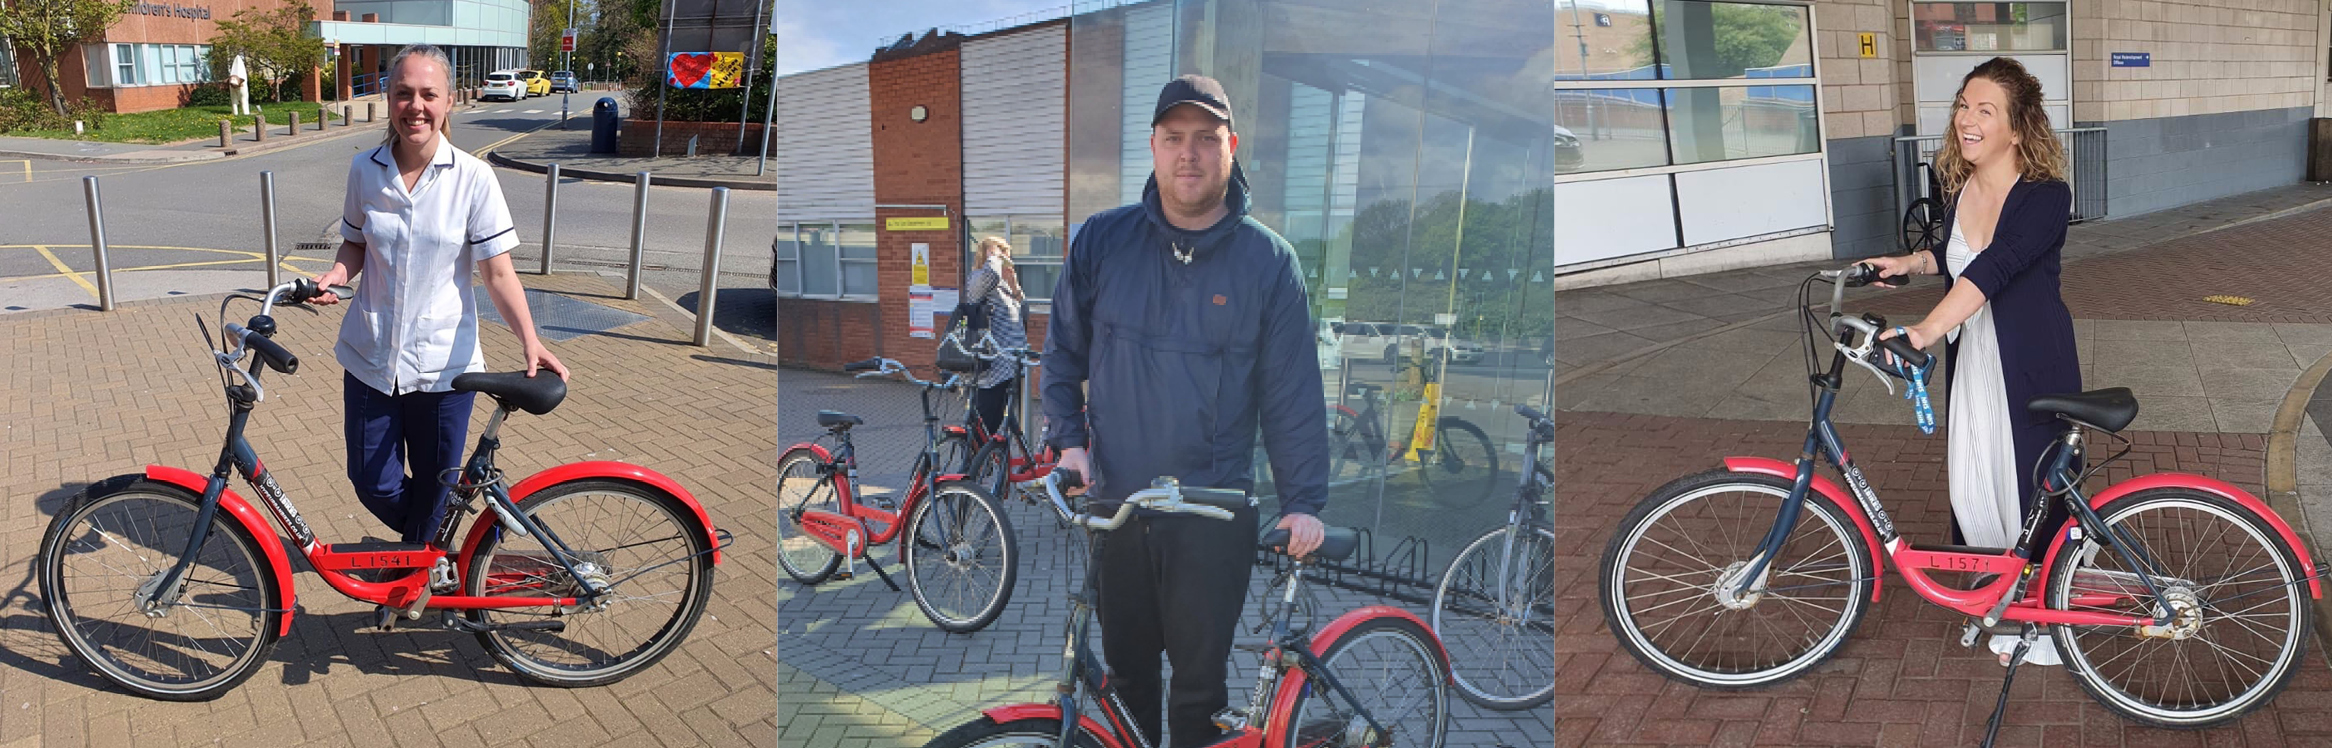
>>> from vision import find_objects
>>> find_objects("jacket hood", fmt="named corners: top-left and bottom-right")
top-left (1140, 160), bottom-right (1254, 255)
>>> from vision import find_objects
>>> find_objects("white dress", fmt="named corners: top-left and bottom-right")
top-left (1945, 213), bottom-right (2062, 666)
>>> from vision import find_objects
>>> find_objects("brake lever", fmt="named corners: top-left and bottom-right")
top-left (1837, 341), bottom-right (1898, 396)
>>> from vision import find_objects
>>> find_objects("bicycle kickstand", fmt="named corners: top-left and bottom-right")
top-left (1979, 625), bottom-right (2041, 748)
top-left (862, 552), bottom-right (903, 592)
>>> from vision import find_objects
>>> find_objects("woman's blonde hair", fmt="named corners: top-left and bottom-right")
top-left (381, 44), bottom-right (454, 147)
top-left (1934, 57), bottom-right (2066, 203)
top-left (976, 236), bottom-right (1023, 301)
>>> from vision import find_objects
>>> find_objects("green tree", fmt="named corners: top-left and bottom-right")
top-left (0, 0), bottom-right (133, 116)
top-left (530, 0), bottom-right (581, 71)
top-left (209, 1), bottom-right (326, 102)
top-left (1627, 2), bottom-right (1801, 78)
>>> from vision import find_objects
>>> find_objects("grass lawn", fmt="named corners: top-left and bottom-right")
top-left (7, 102), bottom-right (351, 145)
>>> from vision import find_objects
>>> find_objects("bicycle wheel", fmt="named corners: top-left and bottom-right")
top-left (40, 478), bottom-right (281, 701)
top-left (967, 440), bottom-right (1015, 504)
top-left (775, 448), bottom-right (843, 584)
top-left (1418, 418), bottom-right (1498, 509)
top-left (465, 478), bottom-right (713, 687)
top-left (1901, 197), bottom-right (1945, 253)
top-left (1277, 616), bottom-right (1450, 748)
top-left (1432, 521), bottom-right (1555, 710)
top-left (1599, 469), bottom-right (1873, 688)
top-left (902, 482), bottom-right (1017, 633)
top-left (2046, 488), bottom-right (2311, 728)
top-left (923, 717), bottom-right (1112, 748)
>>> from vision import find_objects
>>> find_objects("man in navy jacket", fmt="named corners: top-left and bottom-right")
top-left (1043, 74), bottom-right (1330, 747)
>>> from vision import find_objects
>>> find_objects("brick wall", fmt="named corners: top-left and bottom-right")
top-left (776, 298), bottom-right (884, 370)
top-left (2072, 0), bottom-right (2317, 123)
top-left (618, 120), bottom-right (768, 157)
top-left (1816, 0), bottom-right (1900, 140)
top-left (869, 44), bottom-right (965, 375)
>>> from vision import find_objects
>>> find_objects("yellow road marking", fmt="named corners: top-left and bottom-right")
top-left (474, 115), bottom-right (576, 157)
top-left (0, 245), bottom-right (339, 283)
top-left (28, 245), bottom-right (99, 298)
top-left (2, 160), bottom-right (27, 183)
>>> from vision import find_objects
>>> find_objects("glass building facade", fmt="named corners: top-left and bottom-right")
top-left (1065, 0), bottom-right (1555, 565)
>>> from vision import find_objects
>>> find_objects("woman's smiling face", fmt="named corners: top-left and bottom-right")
top-left (388, 55), bottom-right (450, 153)
top-left (1953, 76), bottom-right (2017, 168)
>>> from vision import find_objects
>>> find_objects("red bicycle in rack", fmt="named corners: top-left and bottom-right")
top-left (776, 356), bottom-right (1019, 633)
top-left (38, 280), bottom-right (726, 700)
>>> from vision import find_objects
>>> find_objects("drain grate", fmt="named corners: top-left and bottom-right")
top-left (474, 287), bottom-right (650, 342)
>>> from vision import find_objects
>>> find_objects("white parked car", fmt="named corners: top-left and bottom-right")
top-left (481, 71), bottom-right (526, 102)
top-left (1334, 322), bottom-right (1486, 365)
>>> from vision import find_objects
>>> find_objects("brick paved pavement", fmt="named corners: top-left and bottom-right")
top-left (1552, 411), bottom-right (2332, 747)
top-left (777, 367), bottom-right (1554, 747)
top-left (0, 272), bottom-right (776, 747)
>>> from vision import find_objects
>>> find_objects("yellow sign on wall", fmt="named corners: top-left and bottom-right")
top-left (886, 216), bottom-right (951, 231)
top-left (1859, 33), bottom-right (1877, 58)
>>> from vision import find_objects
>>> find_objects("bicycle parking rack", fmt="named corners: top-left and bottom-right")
top-left (1252, 527), bottom-right (1441, 607)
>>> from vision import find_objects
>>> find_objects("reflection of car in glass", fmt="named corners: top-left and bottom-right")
top-left (1334, 322), bottom-right (1485, 365)
top-left (1554, 124), bottom-right (1585, 172)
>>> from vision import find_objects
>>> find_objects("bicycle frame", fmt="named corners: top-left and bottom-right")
top-left (791, 368), bottom-right (976, 562)
top-left (134, 283), bottom-right (723, 635)
top-left (1728, 279), bottom-right (2321, 631)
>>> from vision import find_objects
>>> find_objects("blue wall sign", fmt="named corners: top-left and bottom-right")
top-left (2111, 52), bottom-right (2150, 67)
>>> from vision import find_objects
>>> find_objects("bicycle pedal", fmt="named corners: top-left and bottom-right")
top-left (372, 605), bottom-right (398, 631)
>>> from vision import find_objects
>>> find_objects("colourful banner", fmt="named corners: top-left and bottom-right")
top-left (666, 52), bottom-right (746, 89)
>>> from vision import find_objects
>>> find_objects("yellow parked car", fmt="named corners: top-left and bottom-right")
top-left (517, 69), bottom-right (551, 97)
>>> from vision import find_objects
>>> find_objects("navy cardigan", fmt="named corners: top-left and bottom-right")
top-left (1923, 177), bottom-right (2081, 518)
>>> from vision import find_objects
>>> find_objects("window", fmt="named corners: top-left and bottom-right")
top-left (181, 45), bottom-right (202, 84)
top-left (1554, 0), bottom-right (1821, 175)
top-left (115, 44), bottom-right (138, 87)
top-left (1912, 2), bottom-right (2066, 53)
top-left (774, 220), bottom-right (880, 300)
top-left (0, 37), bottom-right (17, 87)
top-left (967, 215), bottom-right (1066, 303)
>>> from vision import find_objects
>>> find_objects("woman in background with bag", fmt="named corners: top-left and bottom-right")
top-left (957, 236), bottom-right (1028, 439)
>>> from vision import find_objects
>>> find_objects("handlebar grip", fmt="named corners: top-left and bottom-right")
top-left (1844, 262), bottom-right (1912, 288)
top-left (842, 359), bottom-right (882, 373)
top-left (328, 284), bottom-right (354, 301)
top-left (1257, 528), bottom-right (1294, 553)
top-left (244, 333), bottom-right (299, 374)
top-left (1876, 335), bottom-right (1931, 370)
top-left (1515, 404), bottom-right (1548, 424)
top-left (1054, 468), bottom-right (1085, 490)
top-left (1180, 487), bottom-right (1250, 511)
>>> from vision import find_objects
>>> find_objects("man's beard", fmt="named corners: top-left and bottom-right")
top-left (1162, 175), bottom-right (1230, 220)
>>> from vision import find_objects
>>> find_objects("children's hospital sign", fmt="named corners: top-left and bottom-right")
top-left (132, 2), bottom-right (213, 19)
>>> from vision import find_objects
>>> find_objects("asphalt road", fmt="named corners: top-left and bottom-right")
top-left (0, 105), bottom-right (777, 347)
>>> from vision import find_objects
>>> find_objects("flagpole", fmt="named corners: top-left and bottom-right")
top-left (756, 30), bottom-right (776, 177)
top-left (650, 0), bottom-right (678, 158)
top-left (735, 0), bottom-right (769, 154)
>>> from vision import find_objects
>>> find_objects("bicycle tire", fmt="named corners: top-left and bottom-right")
top-left (1327, 410), bottom-right (1382, 491)
top-left (1432, 521), bottom-right (1555, 710)
top-left (1599, 469), bottom-right (1872, 689)
top-left (923, 717), bottom-right (1113, 748)
top-left (967, 439), bottom-right (1015, 504)
top-left (775, 447), bottom-right (843, 584)
top-left (1277, 615), bottom-right (1450, 748)
top-left (40, 478), bottom-right (281, 701)
top-left (2046, 487), bottom-right (2312, 729)
top-left (902, 482), bottom-right (1018, 633)
top-left (1419, 417), bottom-right (1498, 509)
top-left (466, 478), bottom-right (714, 687)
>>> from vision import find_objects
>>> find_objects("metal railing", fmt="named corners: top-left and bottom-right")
top-left (1891, 126), bottom-right (2110, 224)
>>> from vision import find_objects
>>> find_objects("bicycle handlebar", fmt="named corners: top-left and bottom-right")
top-left (227, 322), bottom-right (300, 374)
top-left (846, 357), bottom-right (959, 390)
top-left (1041, 472), bottom-right (1250, 530)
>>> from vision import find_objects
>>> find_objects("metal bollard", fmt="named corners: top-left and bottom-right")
top-left (255, 114), bottom-right (268, 142)
top-left (693, 187), bottom-right (731, 347)
top-left (538, 164), bottom-right (560, 275)
top-left (626, 172), bottom-right (651, 300)
top-left (287, 111), bottom-right (299, 134)
top-left (219, 119), bottom-right (231, 148)
top-left (82, 177), bottom-right (115, 312)
top-left (260, 171), bottom-right (280, 288)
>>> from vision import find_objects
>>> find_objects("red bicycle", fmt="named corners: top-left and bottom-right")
top-left (38, 280), bottom-right (726, 700)
top-left (776, 357), bottom-right (1018, 633)
top-left (925, 470), bottom-right (1452, 748)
